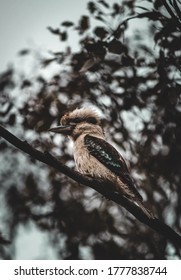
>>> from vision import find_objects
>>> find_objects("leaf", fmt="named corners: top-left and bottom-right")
top-left (95, 15), bottom-right (105, 22)
top-left (173, 0), bottom-right (181, 19)
top-left (87, 1), bottom-right (97, 14)
top-left (8, 114), bottom-right (16, 125)
top-left (121, 54), bottom-right (134, 66)
top-left (47, 26), bottom-right (61, 35)
top-left (98, 0), bottom-right (109, 9)
top-left (107, 39), bottom-right (127, 54)
top-left (79, 57), bottom-right (100, 73)
top-left (85, 41), bottom-right (107, 57)
top-left (79, 16), bottom-right (90, 32)
top-left (61, 21), bottom-right (74, 27)
top-left (154, 0), bottom-right (164, 9)
top-left (0, 103), bottom-right (13, 117)
top-left (60, 31), bottom-right (67, 41)
top-left (42, 58), bottom-right (56, 67)
top-left (21, 80), bottom-right (32, 89)
top-left (112, 3), bottom-right (121, 15)
top-left (18, 49), bottom-right (30, 56)
top-left (94, 27), bottom-right (108, 39)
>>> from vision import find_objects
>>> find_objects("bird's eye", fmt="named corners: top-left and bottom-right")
top-left (86, 117), bottom-right (97, 124)
top-left (67, 117), bottom-right (98, 125)
top-left (74, 117), bottom-right (83, 123)
top-left (69, 118), bottom-right (83, 125)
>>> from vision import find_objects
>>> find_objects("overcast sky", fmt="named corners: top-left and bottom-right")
top-left (0, 0), bottom-right (89, 71)
top-left (0, 0), bottom-right (152, 73)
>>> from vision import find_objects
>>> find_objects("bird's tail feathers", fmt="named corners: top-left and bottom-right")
top-left (116, 183), bottom-right (155, 219)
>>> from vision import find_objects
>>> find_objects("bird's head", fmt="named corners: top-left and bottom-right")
top-left (49, 107), bottom-right (104, 140)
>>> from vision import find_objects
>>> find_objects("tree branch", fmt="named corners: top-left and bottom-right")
top-left (161, 0), bottom-right (181, 31)
top-left (0, 124), bottom-right (181, 248)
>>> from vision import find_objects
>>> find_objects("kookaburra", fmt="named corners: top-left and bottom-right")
top-left (49, 107), bottom-right (153, 218)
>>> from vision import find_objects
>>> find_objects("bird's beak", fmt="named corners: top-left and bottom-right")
top-left (48, 125), bottom-right (73, 135)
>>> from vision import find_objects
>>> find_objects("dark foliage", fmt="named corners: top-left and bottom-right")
top-left (0, 0), bottom-right (181, 259)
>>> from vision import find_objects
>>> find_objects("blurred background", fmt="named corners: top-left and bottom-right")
top-left (0, 0), bottom-right (181, 259)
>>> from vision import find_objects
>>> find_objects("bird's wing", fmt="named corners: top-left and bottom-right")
top-left (84, 135), bottom-right (142, 201)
